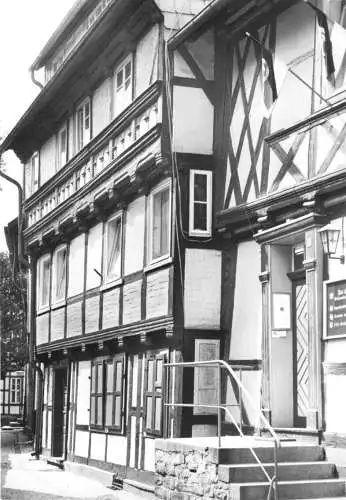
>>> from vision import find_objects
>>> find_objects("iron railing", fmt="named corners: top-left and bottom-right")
top-left (165, 359), bottom-right (281, 500)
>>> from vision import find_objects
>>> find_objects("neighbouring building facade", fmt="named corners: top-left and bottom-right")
top-left (0, 371), bottom-right (25, 423)
top-left (168, 0), bottom-right (346, 450)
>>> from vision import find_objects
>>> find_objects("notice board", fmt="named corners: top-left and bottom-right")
top-left (325, 279), bottom-right (346, 338)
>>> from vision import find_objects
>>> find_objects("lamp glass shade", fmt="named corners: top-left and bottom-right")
top-left (319, 227), bottom-right (340, 255)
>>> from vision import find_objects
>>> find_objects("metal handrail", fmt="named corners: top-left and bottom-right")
top-left (165, 359), bottom-right (280, 500)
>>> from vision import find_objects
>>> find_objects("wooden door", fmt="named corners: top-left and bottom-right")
top-left (126, 353), bottom-right (144, 472)
top-left (292, 279), bottom-right (309, 427)
top-left (52, 367), bottom-right (68, 457)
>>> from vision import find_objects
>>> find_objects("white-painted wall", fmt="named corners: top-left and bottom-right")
top-left (173, 86), bottom-right (214, 154)
top-left (40, 135), bottom-right (56, 186)
top-left (90, 432), bottom-right (106, 461)
top-left (107, 435), bottom-right (127, 465)
top-left (74, 430), bottom-right (89, 458)
top-left (76, 361), bottom-right (91, 426)
top-left (92, 78), bottom-right (112, 137)
top-left (68, 233), bottom-right (85, 297)
top-left (124, 196), bottom-right (145, 275)
top-left (135, 25), bottom-right (159, 98)
top-left (86, 223), bottom-right (102, 290)
top-left (184, 248), bottom-right (221, 329)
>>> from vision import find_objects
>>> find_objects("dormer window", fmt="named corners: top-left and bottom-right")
top-left (76, 98), bottom-right (91, 152)
top-left (114, 55), bottom-right (133, 117)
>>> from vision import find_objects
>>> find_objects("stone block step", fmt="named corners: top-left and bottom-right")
top-left (219, 445), bottom-right (325, 464)
top-left (229, 479), bottom-right (346, 500)
top-left (219, 461), bottom-right (336, 483)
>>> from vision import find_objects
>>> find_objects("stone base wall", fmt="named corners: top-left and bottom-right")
top-left (155, 440), bottom-right (232, 499)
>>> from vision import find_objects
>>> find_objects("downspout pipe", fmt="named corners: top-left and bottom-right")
top-left (30, 68), bottom-right (44, 91)
top-left (0, 168), bottom-right (27, 269)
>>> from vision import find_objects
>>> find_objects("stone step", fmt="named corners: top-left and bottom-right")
top-left (219, 445), bottom-right (325, 464)
top-left (219, 461), bottom-right (336, 483)
top-left (229, 479), bottom-right (346, 500)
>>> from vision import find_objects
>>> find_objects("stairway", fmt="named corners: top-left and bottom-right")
top-left (218, 442), bottom-right (346, 499)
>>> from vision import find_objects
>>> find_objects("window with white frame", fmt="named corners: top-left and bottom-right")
top-left (57, 124), bottom-right (68, 170)
top-left (148, 182), bottom-right (171, 263)
top-left (76, 98), bottom-right (91, 152)
top-left (114, 55), bottom-right (133, 117)
top-left (104, 214), bottom-right (122, 283)
top-left (31, 152), bottom-right (39, 193)
top-left (10, 377), bottom-right (22, 404)
top-left (52, 245), bottom-right (67, 304)
top-left (189, 170), bottom-right (213, 237)
top-left (37, 254), bottom-right (51, 310)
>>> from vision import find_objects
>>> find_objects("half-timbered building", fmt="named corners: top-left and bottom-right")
top-left (168, 0), bottom-right (346, 460)
top-left (0, 0), bottom-right (215, 490)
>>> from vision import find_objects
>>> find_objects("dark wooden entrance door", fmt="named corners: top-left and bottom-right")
top-left (52, 367), bottom-right (68, 457)
top-left (292, 279), bottom-right (309, 427)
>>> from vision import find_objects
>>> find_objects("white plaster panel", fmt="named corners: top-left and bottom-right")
top-left (123, 280), bottom-right (142, 324)
top-left (184, 249), bottom-right (221, 329)
top-left (92, 77), bottom-right (111, 137)
top-left (124, 196), bottom-right (145, 275)
top-left (146, 268), bottom-right (169, 319)
top-left (173, 86), bottom-right (213, 154)
top-left (135, 25), bottom-right (159, 97)
top-left (230, 241), bottom-right (262, 358)
top-left (47, 410), bottom-right (52, 450)
top-left (84, 295), bottom-right (100, 334)
top-left (90, 432), bottom-right (106, 461)
top-left (102, 288), bottom-right (120, 329)
top-left (86, 223), bottom-right (102, 290)
top-left (50, 308), bottom-right (65, 342)
top-left (36, 314), bottom-right (49, 345)
top-left (107, 435), bottom-right (127, 465)
top-left (325, 374), bottom-right (346, 432)
top-left (74, 430), bottom-right (89, 458)
top-left (76, 361), bottom-right (91, 425)
top-left (68, 234), bottom-right (85, 297)
top-left (129, 416), bottom-right (137, 468)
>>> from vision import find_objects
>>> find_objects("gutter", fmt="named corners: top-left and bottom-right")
top-left (167, 0), bottom-right (231, 49)
top-left (0, 169), bottom-right (27, 268)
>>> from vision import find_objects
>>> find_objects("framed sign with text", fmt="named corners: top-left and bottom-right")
top-left (324, 279), bottom-right (346, 339)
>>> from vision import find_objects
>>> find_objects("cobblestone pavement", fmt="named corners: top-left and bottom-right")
top-left (1, 429), bottom-right (145, 500)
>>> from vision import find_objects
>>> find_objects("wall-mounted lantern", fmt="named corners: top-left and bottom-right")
top-left (319, 223), bottom-right (345, 264)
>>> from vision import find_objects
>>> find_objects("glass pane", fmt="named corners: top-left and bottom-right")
top-left (107, 218), bottom-right (121, 280)
top-left (147, 360), bottom-right (154, 390)
top-left (56, 249), bottom-right (67, 300)
top-left (97, 364), bottom-right (103, 393)
top-left (156, 360), bottom-right (163, 385)
top-left (146, 396), bottom-right (152, 429)
top-left (194, 174), bottom-right (207, 202)
top-left (114, 395), bottom-right (121, 427)
top-left (97, 397), bottom-right (103, 425)
top-left (194, 203), bottom-right (207, 231)
top-left (115, 362), bottom-right (122, 392)
top-left (11, 379), bottom-right (16, 390)
top-left (84, 102), bottom-right (90, 130)
top-left (90, 397), bottom-right (96, 425)
top-left (105, 395), bottom-right (113, 426)
top-left (91, 365), bottom-right (97, 393)
top-left (160, 189), bottom-right (169, 256)
top-left (125, 62), bottom-right (132, 79)
top-left (117, 69), bottom-right (123, 89)
top-left (17, 379), bottom-right (21, 390)
top-left (155, 397), bottom-right (162, 431)
top-left (106, 363), bottom-right (114, 393)
top-left (42, 259), bottom-right (50, 305)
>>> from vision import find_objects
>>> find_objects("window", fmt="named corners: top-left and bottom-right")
top-left (52, 246), bottom-right (67, 304)
top-left (104, 214), bottom-right (122, 283)
top-left (76, 98), bottom-right (91, 152)
top-left (90, 355), bottom-right (125, 431)
top-left (37, 254), bottom-right (51, 310)
top-left (189, 170), bottom-right (213, 237)
top-left (57, 124), bottom-right (68, 170)
top-left (32, 153), bottom-right (39, 193)
top-left (114, 55), bottom-right (133, 116)
top-left (10, 377), bottom-right (22, 404)
top-left (144, 354), bottom-right (165, 436)
top-left (148, 182), bottom-right (171, 263)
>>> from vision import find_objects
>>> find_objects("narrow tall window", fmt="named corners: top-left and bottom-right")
top-left (76, 98), bottom-right (91, 152)
top-left (52, 246), bottom-right (67, 303)
top-left (10, 378), bottom-right (22, 404)
top-left (145, 354), bottom-right (165, 436)
top-left (37, 255), bottom-right (51, 310)
top-left (32, 153), bottom-right (39, 193)
top-left (189, 170), bottom-right (212, 237)
top-left (149, 183), bottom-right (170, 263)
top-left (57, 125), bottom-right (68, 169)
top-left (114, 55), bottom-right (133, 116)
top-left (105, 214), bottom-right (122, 283)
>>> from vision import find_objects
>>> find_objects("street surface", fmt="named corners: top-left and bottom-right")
top-left (1, 429), bottom-right (145, 500)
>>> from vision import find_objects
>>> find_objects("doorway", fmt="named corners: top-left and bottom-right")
top-left (52, 367), bottom-right (68, 457)
top-left (292, 277), bottom-right (308, 427)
